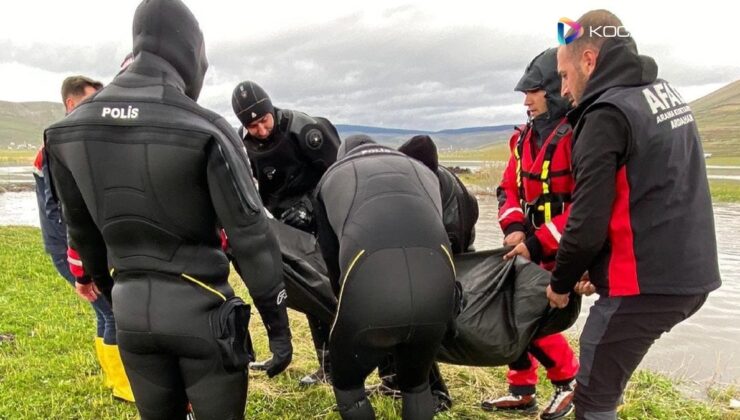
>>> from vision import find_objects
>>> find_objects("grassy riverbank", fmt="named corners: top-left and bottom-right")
top-left (439, 145), bottom-right (740, 203)
top-left (0, 150), bottom-right (35, 166)
top-left (0, 226), bottom-right (735, 419)
top-left (454, 165), bottom-right (740, 203)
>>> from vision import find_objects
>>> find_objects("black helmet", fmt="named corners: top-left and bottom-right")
top-left (515, 48), bottom-right (571, 120)
top-left (231, 81), bottom-right (274, 127)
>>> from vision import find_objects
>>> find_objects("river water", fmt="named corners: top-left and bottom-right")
top-left (1, 169), bottom-right (738, 389)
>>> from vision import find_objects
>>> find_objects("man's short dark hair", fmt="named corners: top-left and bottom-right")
top-left (61, 75), bottom-right (103, 102)
top-left (566, 9), bottom-right (625, 54)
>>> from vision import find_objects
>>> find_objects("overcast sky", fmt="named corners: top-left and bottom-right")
top-left (1, 0), bottom-right (738, 130)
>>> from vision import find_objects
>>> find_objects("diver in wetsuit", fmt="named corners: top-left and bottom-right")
top-left (232, 80), bottom-right (340, 386)
top-left (314, 135), bottom-right (457, 420)
top-left (370, 134), bottom-right (479, 412)
top-left (44, 1), bottom-right (291, 419)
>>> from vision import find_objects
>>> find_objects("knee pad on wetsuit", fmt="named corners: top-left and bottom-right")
top-left (334, 387), bottom-right (375, 420)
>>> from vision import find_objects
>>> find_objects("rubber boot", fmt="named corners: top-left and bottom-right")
top-left (334, 387), bottom-right (375, 420)
top-left (103, 343), bottom-right (135, 402)
top-left (401, 383), bottom-right (435, 420)
top-left (300, 348), bottom-right (332, 386)
top-left (94, 337), bottom-right (113, 389)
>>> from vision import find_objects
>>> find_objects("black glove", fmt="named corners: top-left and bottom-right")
top-left (253, 289), bottom-right (293, 377)
top-left (279, 196), bottom-right (314, 232)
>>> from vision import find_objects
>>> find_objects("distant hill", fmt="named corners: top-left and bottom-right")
top-left (0, 101), bottom-right (64, 148)
top-left (336, 124), bottom-right (513, 150)
top-left (691, 79), bottom-right (740, 157)
top-left (4, 80), bottom-right (737, 156)
top-left (0, 99), bottom-right (512, 151)
top-left (335, 125), bottom-right (426, 136)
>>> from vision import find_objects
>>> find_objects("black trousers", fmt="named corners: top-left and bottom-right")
top-left (113, 273), bottom-right (247, 420)
top-left (331, 324), bottom-right (447, 393)
top-left (575, 293), bottom-right (708, 419)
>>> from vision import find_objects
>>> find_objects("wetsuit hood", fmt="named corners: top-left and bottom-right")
top-left (132, 0), bottom-right (208, 100)
top-left (516, 48), bottom-right (571, 123)
top-left (336, 134), bottom-right (377, 159)
top-left (570, 37), bottom-right (658, 121)
top-left (398, 135), bottom-right (439, 172)
top-left (232, 81), bottom-right (274, 127)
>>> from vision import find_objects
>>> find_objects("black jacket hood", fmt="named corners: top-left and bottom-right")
top-left (570, 37), bottom-right (658, 122)
top-left (516, 48), bottom-right (571, 123)
top-left (398, 135), bottom-right (439, 172)
top-left (131, 0), bottom-right (208, 100)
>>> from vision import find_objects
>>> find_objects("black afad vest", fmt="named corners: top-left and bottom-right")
top-left (578, 79), bottom-right (720, 296)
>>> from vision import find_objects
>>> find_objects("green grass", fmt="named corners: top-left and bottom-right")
top-left (0, 149), bottom-right (36, 166)
top-left (441, 145), bottom-right (740, 204)
top-left (440, 143), bottom-right (511, 162)
top-left (707, 156), bottom-right (740, 166)
top-left (710, 180), bottom-right (740, 203)
top-left (0, 226), bottom-right (734, 419)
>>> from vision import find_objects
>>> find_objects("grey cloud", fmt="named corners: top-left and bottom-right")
top-left (201, 12), bottom-right (546, 129)
top-left (0, 39), bottom-right (130, 81)
top-left (640, 41), bottom-right (740, 87)
top-left (4, 9), bottom-right (737, 131)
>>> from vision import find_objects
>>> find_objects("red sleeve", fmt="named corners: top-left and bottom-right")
top-left (33, 147), bottom-right (44, 176)
top-left (497, 130), bottom-right (525, 234)
top-left (67, 246), bottom-right (86, 278)
top-left (220, 228), bottom-right (229, 252)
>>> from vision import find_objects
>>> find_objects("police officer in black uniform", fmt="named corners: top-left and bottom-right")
top-left (231, 81), bottom-right (340, 386)
top-left (315, 135), bottom-right (457, 420)
top-left (44, 1), bottom-right (291, 419)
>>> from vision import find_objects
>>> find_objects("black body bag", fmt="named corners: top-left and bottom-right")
top-left (436, 248), bottom-right (581, 366)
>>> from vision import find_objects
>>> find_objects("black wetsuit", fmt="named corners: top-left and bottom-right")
top-left (391, 134), bottom-right (481, 408)
top-left (44, 1), bottom-right (288, 419)
top-left (239, 107), bottom-right (339, 381)
top-left (438, 166), bottom-right (479, 254)
top-left (315, 136), bottom-right (457, 420)
top-left (239, 108), bottom-right (340, 221)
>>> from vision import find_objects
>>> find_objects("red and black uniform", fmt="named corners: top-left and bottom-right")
top-left (551, 37), bottom-right (720, 418)
top-left (498, 119), bottom-right (573, 268)
top-left (497, 117), bottom-right (579, 396)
